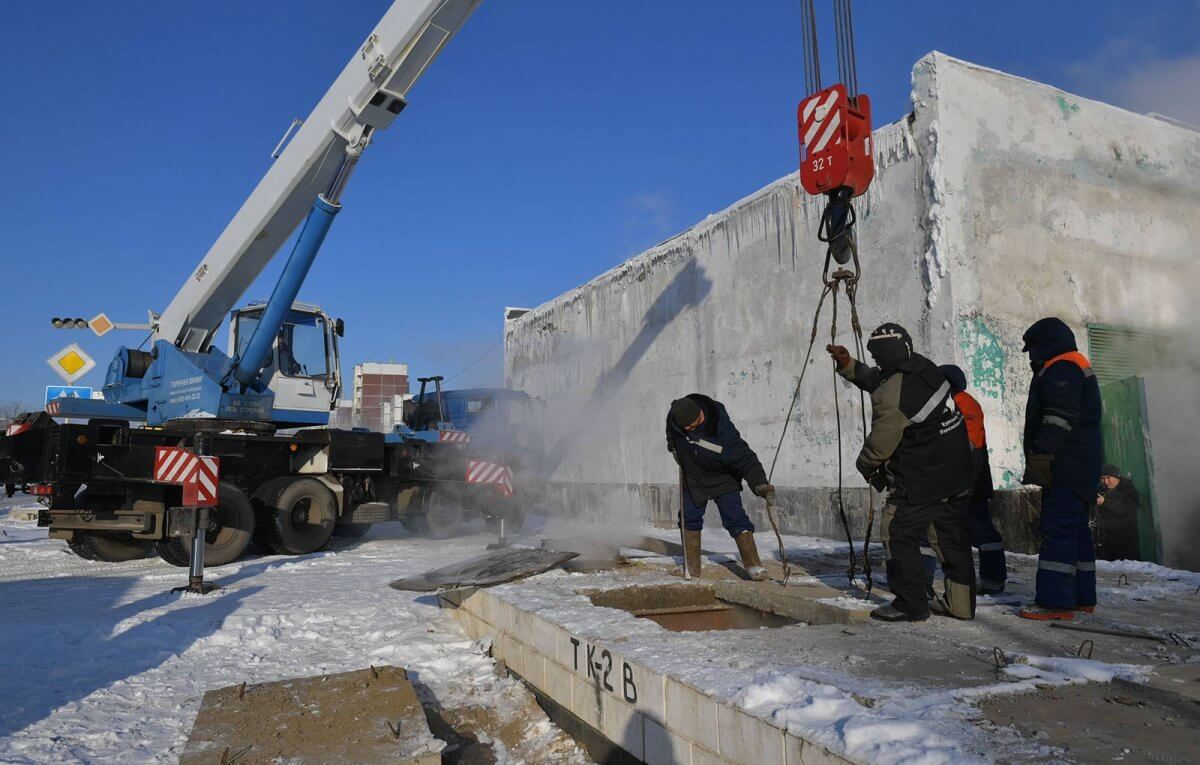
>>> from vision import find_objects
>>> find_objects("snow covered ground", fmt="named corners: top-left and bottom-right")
top-left (3, 491), bottom-right (1197, 765)
top-left (0, 496), bottom-right (590, 764)
top-left (484, 527), bottom-right (1200, 764)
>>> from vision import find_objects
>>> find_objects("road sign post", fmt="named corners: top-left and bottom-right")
top-left (46, 343), bottom-right (96, 384)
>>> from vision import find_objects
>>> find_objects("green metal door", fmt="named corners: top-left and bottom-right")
top-left (1098, 376), bottom-right (1162, 562)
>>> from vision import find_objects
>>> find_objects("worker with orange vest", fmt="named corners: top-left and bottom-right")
top-left (939, 365), bottom-right (1007, 594)
top-left (1018, 317), bottom-right (1103, 620)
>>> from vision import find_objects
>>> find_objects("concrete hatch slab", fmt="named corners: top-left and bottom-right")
top-left (388, 548), bottom-right (580, 591)
top-left (180, 666), bottom-right (442, 765)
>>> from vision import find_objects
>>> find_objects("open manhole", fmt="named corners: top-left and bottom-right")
top-left (585, 583), bottom-right (800, 632)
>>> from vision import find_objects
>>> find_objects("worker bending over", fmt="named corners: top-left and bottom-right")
top-left (827, 324), bottom-right (975, 622)
top-left (666, 394), bottom-right (775, 581)
top-left (1018, 318), bottom-right (1102, 620)
top-left (940, 365), bottom-right (1007, 594)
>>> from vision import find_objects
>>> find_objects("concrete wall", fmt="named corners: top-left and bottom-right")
top-left (506, 53), bottom-right (1200, 554)
top-left (505, 120), bottom-right (933, 515)
top-left (915, 54), bottom-right (1200, 567)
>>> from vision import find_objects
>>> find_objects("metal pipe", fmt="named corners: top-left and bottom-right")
top-left (325, 153), bottom-right (360, 205)
top-left (230, 195), bottom-right (341, 389)
top-left (189, 508), bottom-right (208, 586)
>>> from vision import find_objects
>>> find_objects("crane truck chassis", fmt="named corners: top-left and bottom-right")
top-left (1, 411), bottom-right (523, 565)
top-left (0, 1), bottom-right (512, 569)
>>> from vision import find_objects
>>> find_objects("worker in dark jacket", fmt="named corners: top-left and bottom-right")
top-left (1018, 317), bottom-right (1103, 620)
top-left (939, 365), bottom-right (1007, 594)
top-left (666, 394), bottom-right (774, 581)
top-left (828, 323), bottom-right (975, 622)
top-left (1095, 463), bottom-right (1142, 561)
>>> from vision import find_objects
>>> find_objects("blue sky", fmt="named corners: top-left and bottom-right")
top-left (1, 0), bottom-right (1197, 406)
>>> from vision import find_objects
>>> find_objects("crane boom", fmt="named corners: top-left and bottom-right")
top-left (156, 0), bottom-right (480, 352)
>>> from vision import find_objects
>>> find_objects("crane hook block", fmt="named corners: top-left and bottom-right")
top-left (798, 84), bottom-right (874, 198)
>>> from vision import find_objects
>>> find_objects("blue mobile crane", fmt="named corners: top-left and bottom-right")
top-left (0, 1), bottom-right (525, 581)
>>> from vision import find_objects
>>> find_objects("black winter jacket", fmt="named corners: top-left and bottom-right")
top-left (665, 394), bottom-right (768, 503)
top-left (1097, 478), bottom-right (1141, 559)
top-left (1022, 319), bottom-right (1103, 501)
top-left (839, 352), bottom-right (972, 506)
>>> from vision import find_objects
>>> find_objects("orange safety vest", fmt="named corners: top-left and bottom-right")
top-left (1043, 350), bottom-right (1093, 372)
top-left (952, 390), bottom-right (986, 450)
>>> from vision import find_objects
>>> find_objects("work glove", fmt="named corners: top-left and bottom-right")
top-left (866, 468), bottom-right (893, 494)
top-left (1022, 453), bottom-right (1054, 488)
top-left (752, 483), bottom-right (776, 503)
top-left (826, 344), bottom-right (852, 371)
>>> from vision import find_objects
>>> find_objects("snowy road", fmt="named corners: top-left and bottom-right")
top-left (0, 497), bottom-right (589, 764)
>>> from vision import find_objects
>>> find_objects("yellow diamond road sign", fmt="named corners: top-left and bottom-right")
top-left (47, 343), bottom-right (96, 384)
top-left (89, 312), bottom-right (115, 337)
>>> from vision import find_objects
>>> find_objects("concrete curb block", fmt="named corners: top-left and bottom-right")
top-left (444, 587), bottom-right (857, 765)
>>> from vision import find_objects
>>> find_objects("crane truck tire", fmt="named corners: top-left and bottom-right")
top-left (403, 487), bottom-right (465, 539)
top-left (254, 477), bottom-right (336, 555)
top-left (66, 532), bottom-right (153, 562)
top-left (55, 489), bottom-right (152, 562)
top-left (155, 482), bottom-right (256, 567)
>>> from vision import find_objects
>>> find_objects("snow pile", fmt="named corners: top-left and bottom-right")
top-left (1002, 655), bottom-right (1148, 685)
top-left (737, 672), bottom-right (977, 765)
top-left (0, 498), bottom-right (588, 764)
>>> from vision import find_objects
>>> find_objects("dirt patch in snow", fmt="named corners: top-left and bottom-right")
top-left (978, 679), bottom-right (1200, 763)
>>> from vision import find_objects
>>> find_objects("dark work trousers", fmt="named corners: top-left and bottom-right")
top-left (1036, 485), bottom-right (1097, 609)
top-left (922, 497), bottom-right (1007, 593)
top-left (968, 497), bottom-right (1007, 592)
top-left (885, 496), bottom-right (976, 617)
top-left (680, 488), bottom-right (754, 538)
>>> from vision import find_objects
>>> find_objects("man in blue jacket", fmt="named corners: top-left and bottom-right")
top-left (1018, 317), bottom-right (1104, 621)
top-left (666, 395), bottom-right (775, 581)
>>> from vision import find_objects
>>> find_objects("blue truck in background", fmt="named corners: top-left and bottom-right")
top-left (389, 381), bottom-right (545, 537)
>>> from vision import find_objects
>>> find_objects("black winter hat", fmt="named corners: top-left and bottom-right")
top-left (1101, 464), bottom-right (1121, 478)
top-left (866, 323), bottom-right (913, 372)
top-left (670, 397), bottom-right (703, 429)
top-left (939, 364), bottom-right (968, 393)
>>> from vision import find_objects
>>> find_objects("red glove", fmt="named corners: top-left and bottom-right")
top-left (826, 344), bottom-right (851, 370)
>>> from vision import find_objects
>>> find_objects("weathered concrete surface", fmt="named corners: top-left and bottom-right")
top-left (506, 52), bottom-right (1200, 559)
top-left (447, 539), bottom-right (1200, 764)
top-left (180, 667), bottom-right (442, 765)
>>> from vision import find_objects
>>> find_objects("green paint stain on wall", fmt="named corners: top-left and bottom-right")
top-left (958, 316), bottom-right (1006, 400)
top-left (1056, 95), bottom-right (1080, 120)
top-left (1001, 469), bottom-right (1021, 490)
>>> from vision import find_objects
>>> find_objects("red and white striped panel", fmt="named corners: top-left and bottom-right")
top-left (465, 460), bottom-right (514, 498)
top-left (438, 430), bottom-right (470, 444)
top-left (154, 446), bottom-right (220, 507)
top-left (799, 88), bottom-right (845, 155)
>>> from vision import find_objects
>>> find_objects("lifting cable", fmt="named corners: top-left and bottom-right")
top-left (762, 0), bottom-right (874, 595)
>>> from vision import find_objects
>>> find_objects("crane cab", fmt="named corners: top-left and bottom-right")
top-left (229, 301), bottom-right (343, 426)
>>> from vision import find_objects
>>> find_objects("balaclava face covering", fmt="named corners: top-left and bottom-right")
top-left (1021, 317), bottom-right (1077, 372)
top-left (866, 323), bottom-right (913, 374)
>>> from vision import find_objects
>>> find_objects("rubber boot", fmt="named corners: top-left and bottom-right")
top-left (936, 585), bottom-right (974, 618)
top-left (735, 531), bottom-right (768, 581)
top-left (683, 530), bottom-right (703, 578)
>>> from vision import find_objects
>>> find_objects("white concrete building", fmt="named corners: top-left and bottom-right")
top-left (504, 53), bottom-right (1200, 569)
top-left (352, 361), bottom-right (409, 432)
